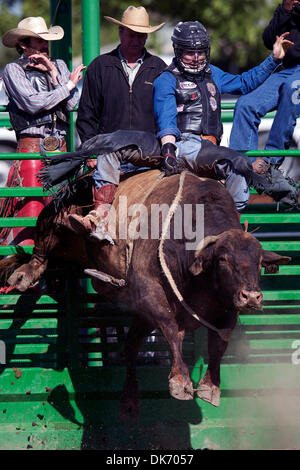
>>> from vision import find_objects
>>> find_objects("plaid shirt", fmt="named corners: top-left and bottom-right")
top-left (3, 54), bottom-right (80, 138)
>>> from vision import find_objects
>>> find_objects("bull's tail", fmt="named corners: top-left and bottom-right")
top-left (0, 253), bottom-right (31, 287)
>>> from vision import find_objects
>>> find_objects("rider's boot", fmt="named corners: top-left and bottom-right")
top-left (68, 183), bottom-right (117, 244)
top-left (251, 161), bottom-right (299, 210)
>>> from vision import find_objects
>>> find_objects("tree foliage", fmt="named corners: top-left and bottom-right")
top-left (0, 0), bottom-right (282, 72)
top-left (0, 1), bottom-right (24, 68)
top-left (99, 0), bottom-right (280, 70)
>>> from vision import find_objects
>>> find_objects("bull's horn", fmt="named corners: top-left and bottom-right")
top-left (194, 229), bottom-right (245, 257)
top-left (194, 234), bottom-right (223, 257)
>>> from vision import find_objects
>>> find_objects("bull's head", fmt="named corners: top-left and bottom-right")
top-left (189, 229), bottom-right (290, 311)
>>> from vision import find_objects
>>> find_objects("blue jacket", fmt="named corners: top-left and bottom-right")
top-left (153, 55), bottom-right (280, 140)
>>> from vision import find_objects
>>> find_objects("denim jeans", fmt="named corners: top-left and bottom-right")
top-left (93, 133), bottom-right (249, 211)
top-left (176, 133), bottom-right (249, 211)
top-left (93, 153), bottom-right (149, 188)
top-left (229, 65), bottom-right (300, 165)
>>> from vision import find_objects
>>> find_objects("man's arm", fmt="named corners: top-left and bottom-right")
top-left (3, 61), bottom-right (80, 115)
top-left (153, 72), bottom-right (181, 175)
top-left (76, 60), bottom-right (102, 144)
top-left (55, 59), bottom-right (84, 111)
top-left (213, 34), bottom-right (293, 95)
top-left (153, 71), bottom-right (181, 141)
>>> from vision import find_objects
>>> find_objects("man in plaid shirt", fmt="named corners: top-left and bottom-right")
top-left (1, 16), bottom-right (85, 246)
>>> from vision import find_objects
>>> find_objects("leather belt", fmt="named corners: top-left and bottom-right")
top-left (182, 133), bottom-right (218, 145)
top-left (17, 137), bottom-right (67, 153)
top-left (200, 134), bottom-right (217, 145)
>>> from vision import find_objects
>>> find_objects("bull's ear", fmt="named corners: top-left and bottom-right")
top-left (189, 235), bottom-right (220, 276)
top-left (262, 250), bottom-right (291, 274)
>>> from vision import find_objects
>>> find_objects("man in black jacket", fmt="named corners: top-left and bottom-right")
top-left (69, 6), bottom-right (166, 240)
top-left (230, 0), bottom-right (300, 201)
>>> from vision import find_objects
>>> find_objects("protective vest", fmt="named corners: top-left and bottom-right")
top-left (8, 58), bottom-right (69, 135)
top-left (167, 62), bottom-right (223, 143)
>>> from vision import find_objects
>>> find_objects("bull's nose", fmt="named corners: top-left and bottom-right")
top-left (239, 289), bottom-right (263, 307)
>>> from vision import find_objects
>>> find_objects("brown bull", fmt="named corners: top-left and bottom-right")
top-left (1, 170), bottom-right (290, 416)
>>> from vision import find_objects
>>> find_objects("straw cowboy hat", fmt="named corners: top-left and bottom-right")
top-left (2, 16), bottom-right (64, 47)
top-left (104, 6), bottom-right (165, 34)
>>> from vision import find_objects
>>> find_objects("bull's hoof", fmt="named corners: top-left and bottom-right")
top-left (7, 269), bottom-right (33, 292)
top-left (196, 381), bottom-right (221, 407)
top-left (169, 377), bottom-right (194, 401)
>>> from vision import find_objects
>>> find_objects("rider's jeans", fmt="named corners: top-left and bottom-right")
top-left (93, 133), bottom-right (249, 212)
top-left (176, 133), bottom-right (249, 212)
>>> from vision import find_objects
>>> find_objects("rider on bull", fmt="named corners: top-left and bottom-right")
top-left (42, 19), bottom-right (294, 244)
top-left (153, 21), bottom-right (296, 212)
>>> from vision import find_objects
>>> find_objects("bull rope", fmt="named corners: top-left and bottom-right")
top-left (124, 171), bottom-right (165, 276)
top-left (158, 171), bottom-right (232, 343)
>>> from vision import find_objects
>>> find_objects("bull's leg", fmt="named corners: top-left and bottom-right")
top-left (139, 297), bottom-right (193, 400)
top-left (159, 321), bottom-right (194, 401)
top-left (120, 316), bottom-right (154, 420)
top-left (196, 330), bottom-right (228, 407)
top-left (7, 206), bottom-right (61, 292)
top-left (7, 255), bottom-right (48, 292)
top-left (128, 276), bottom-right (193, 402)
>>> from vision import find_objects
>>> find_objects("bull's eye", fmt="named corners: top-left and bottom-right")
top-left (218, 255), bottom-right (232, 271)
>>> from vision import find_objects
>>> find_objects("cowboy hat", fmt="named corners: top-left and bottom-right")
top-left (2, 16), bottom-right (64, 47)
top-left (104, 6), bottom-right (165, 34)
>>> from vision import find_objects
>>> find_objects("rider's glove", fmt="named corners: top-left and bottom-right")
top-left (161, 142), bottom-right (181, 176)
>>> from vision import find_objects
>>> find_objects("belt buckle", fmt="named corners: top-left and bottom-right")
top-left (42, 136), bottom-right (60, 151)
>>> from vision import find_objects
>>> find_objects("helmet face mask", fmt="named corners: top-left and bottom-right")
top-left (172, 21), bottom-right (210, 74)
top-left (176, 47), bottom-right (208, 74)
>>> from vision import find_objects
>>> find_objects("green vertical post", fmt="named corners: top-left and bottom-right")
top-left (50, 0), bottom-right (72, 69)
top-left (50, 0), bottom-right (74, 150)
top-left (81, 0), bottom-right (101, 366)
top-left (81, 0), bottom-right (100, 67)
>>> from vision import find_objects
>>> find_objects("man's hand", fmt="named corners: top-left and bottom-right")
top-left (252, 157), bottom-right (269, 175)
top-left (161, 142), bottom-right (181, 176)
top-left (28, 56), bottom-right (86, 87)
top-left (28, 53), bottom-right (59, 83)
top-left (272, 32), bottom-right (294, 60)
top-left (283, 0), bottom-right (300, 11)
top-left (69, 64), bottom-right (86, 87)
top-left (86, 158), bottom-right (97, 170)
